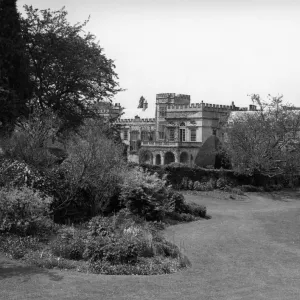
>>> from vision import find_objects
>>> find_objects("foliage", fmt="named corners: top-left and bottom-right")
top-left (0, 186), bottom-right (53, 236)
top-left (119, 167), bottom-right (175, 221)
top-left (49, 226), bottom-right (86, 260)
top-left (240, 185), bottom-right (263, 192)
top-left (182, 178), bottom-right (216, 191)
top-left (89, 256), bottom-right (188, 275)
top-left (57, 119), bottom-right (126, 217)
top-left (224, 94), bottom-right (300, 177)
top-left (21, 5), bottom-right (122, 131)
top-left (1, 108), bottom-right (63, 169)
top-left (83, 211), bottom-right (189, 274)
top-left (0, 234), bottom-right (41, 259)
top-left (0, 0), bottom-right (32, 134)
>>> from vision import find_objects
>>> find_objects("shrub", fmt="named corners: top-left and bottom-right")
top-left (0, 235), bottom-right (42, 259)
top-left (60, 119), bottom-right (126, 216)
top-left (240, 185), bottom-right (263, 192)
top-left (264, 184), bottom-right (284, 192)
top-left (183, 202), bottom-right (207, 218)
top-left (165, 211), bottom-right (196, 222)
top-left (84, 213), bottom-right (155, 264)
top-left (230, 187), bottom-right (244, 195)
top-left (49, 226), bottom-right (86, 260)
top-left (1, 108), bottom-right (62, 169)
top-left (119, 167), bottom-right (175, 221)
top-left (216, 177), bottom-right (231, 189)
top-left (0, 187), bottom-right (54, 236)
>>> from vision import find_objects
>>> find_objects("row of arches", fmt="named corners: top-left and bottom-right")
top-left (141, 151), bottom-right (192, 165)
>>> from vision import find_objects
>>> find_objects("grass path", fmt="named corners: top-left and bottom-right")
top-left (1, 190), bottom-right (300, 300)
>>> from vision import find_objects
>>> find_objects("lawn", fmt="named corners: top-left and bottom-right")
top-left (1, 190), bottom-right (300, 300)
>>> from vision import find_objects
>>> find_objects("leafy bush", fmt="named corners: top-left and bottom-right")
top-left (0, 187), bottom-right (54, 236)
top-left (82, 211), bottom-right (189, 274)
top-left (49, 226), bottom-right (86, 260)
top-left (165, 211), bottom-right (196, 222)
top-left (84, 212), bottom-right (155, 264)
top-left (59, 119), bottom-right (126, 216)
top-left (0, 235), bottom-right (42, 259)
top-left (119, 167), bottom-right (175, 221)
top-left (216, 177), bottom-right (231, 189)
top-left (240, 185), bottom-right (263, 192)
top-left (1, 109), bottom-right (62, 169)
top-left (0, 158), bottom-right (47, 188)
top-left (183, 202), bottom-right (207, 218)
top-left (264, 184), bottom-right (284, 192)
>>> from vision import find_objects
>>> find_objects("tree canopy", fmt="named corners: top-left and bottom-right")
top-left (0, 0), bottom-right (31, 134)
top-left (224, 94), bottom-right (300, 177)
top-left (20, 5), bottom-right (122, 131)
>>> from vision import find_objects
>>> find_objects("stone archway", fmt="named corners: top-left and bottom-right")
top-left (164, 151), bottom-right (175, 165)
top-left (155, 154), bottom-right (161, 165)
top-left (180, 152), bottom-right (189, 164)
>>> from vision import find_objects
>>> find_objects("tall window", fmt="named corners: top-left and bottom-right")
top-left (179, 129), bottom-right (186, 142)
top-left (159, 131), bottom-right (165, 139)
top-left (159, 106), bottom-right (166, 117)
top-left (149, 131), bottom-right (155, 141)
top-left (123, 130), bottom-right (128, 140)
top-left (141, 131), bottom-right (149, 141)
top-left (190, 129), bottom-right (196, 141)
top-left (169, 128), bottom-right (175, 141)
top-left (131, 131), bottom-right (139, 141)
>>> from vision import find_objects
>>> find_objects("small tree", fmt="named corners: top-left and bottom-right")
top-left (58, 119), bottom-right (126, 216)
top-left (224, 94), bottom-right (300, 178)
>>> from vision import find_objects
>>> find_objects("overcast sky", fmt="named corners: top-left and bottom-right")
top-left (18, 0), bottom-right (300, 117)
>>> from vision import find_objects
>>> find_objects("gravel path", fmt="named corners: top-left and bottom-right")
top-left (1, 190), bottom-right (300, 300)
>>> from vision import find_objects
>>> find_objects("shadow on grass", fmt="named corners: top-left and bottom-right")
top-left (0, 258), bottom-right (63, 281)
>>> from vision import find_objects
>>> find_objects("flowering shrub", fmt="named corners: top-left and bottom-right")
top-left (119, 167), bottom-right (175, 221)
top-left (0, 187), bottom-right (53, 236)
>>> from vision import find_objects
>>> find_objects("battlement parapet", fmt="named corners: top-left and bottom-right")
top-left (156, 93), bottom-right (190, 100)
top-left (116, 118), bottom-right (155, 123)
top-left (166, 102), bottom-right (236, 111)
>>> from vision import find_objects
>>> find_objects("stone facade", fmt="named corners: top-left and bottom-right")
top-left (116, 93), bottom-right (251, 166)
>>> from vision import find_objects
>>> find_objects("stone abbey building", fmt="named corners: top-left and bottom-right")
top-left (114, 93), bottom-right (255, 166)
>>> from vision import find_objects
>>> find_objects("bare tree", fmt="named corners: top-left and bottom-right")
top-left (224, 94), bottom-right (300, 177)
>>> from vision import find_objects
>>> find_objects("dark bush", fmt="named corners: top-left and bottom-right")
top-left (240, 185), bottom-right (263, 192)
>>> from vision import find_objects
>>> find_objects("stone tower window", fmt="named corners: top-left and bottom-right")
top-left (190, 129), bottom-right (196, 141)
top-left (169, 128), bottom-right (175, 141)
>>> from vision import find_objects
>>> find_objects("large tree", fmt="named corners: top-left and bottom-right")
top-left (0, 0), bottom-right (31, 134)
top-left (224, 94), bottom-right (300, 177)
top-left (21, 5), bottom-right (122, 131)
